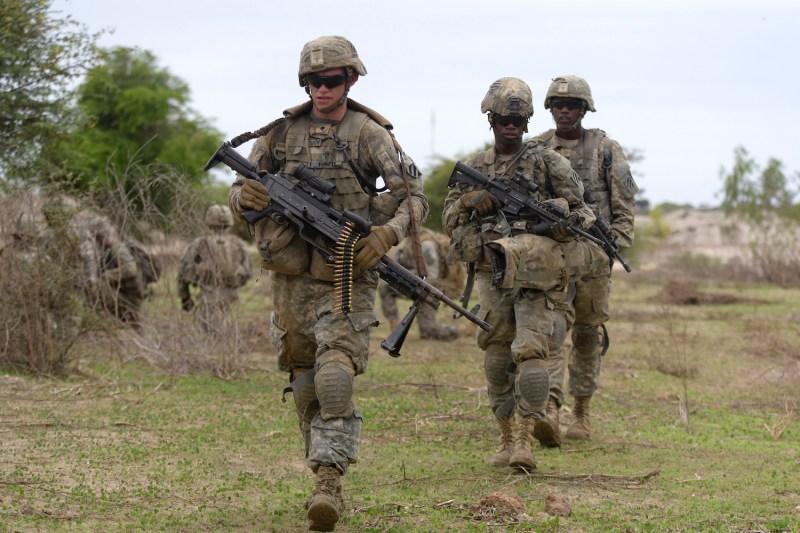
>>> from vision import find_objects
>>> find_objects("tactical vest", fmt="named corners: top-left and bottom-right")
top-left (277, 111), bottom-right (372, 219)
top-left (537, 128), bottom-right (612, 221)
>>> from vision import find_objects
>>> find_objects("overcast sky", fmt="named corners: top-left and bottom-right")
top-left (52, 0), bottom-right (799, 207)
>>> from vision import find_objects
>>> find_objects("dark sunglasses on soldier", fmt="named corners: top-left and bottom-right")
top-left (306, 73), bottom-right (348, 89)
top-left (549, 98), bottom-right (583, 111)
top-left (493, 114), bottom-right (528, 127)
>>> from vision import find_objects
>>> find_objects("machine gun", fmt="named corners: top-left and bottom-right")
top-left (447, 161), bottom-right (630, 272)
top-left (205, 143), bottom-right (491, 357)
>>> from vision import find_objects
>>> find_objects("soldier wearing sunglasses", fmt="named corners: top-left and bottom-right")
top-left (442, 78), bottom-right (599, 471)
top-left (228, 35), bottom-right (428, 532)
top-left (532, 75), bottom-right (638, 443)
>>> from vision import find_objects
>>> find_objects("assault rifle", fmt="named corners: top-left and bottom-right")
top-left (589, 217), bottom-right (631, 272)
top-left (205, 143), bottom-right (492, 357)
top-left (447, 161), bottom-right (630, 272)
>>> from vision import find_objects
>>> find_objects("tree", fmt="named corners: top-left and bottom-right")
top-left (719, 145), bottom-right (800, 223)
top-left (422, 156), bottom-right (458, 233)
top-left (0, 0), bottom-right (98, 183)
top-left (45, 46), bottom-right (223, 216)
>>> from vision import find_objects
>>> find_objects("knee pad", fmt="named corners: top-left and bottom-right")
top-left (515, 360), bottom-right (550, 416)
top-left (315, 361), bottom-right (355, 420)
top-left (573, 324), bottom-right (601, 357)
top-left (484, 350), bottom-right (513, 387)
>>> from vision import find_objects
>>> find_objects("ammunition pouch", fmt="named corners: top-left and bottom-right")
top-left (485, 234), bottom-right (610, 292)
top-left (257, 213), bottom-right (310, 275)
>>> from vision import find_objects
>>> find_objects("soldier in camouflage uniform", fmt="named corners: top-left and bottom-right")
top-left (378, 228), bottom-right (463, 341)
top-left (228, 36), bottom-right (428, 532)
top-left (177, 205), bottom-right (253, 338)
top-left (443, 78), bottom-right (605, 470)
top-left (42, 195), bottom-right (144, 328)
top-left (532, 76), bottom-right (638, 440)
top-left (89, 218), bottom-right (145, 330)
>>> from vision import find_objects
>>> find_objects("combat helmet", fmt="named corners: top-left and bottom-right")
top-left (544, 75), bottom-right (596, 112)
top-left (481, 77), bottom-right (534, 118)
top-left (42, 194), bottom-right (79, 225)
top-left (298, 35), bottom-right (367, 86)
top-left (205, 205), bottom-right (233, 228)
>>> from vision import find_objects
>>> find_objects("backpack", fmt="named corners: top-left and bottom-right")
top-left (126, 238), bottom-right (161, 285)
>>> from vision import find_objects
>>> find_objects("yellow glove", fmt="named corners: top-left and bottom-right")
top-left (461, 190), bottom-right (496, 215)
top-left (354, 226), bottom-right (398, 270)
top-left (239, 180), bottom-right (271, 211)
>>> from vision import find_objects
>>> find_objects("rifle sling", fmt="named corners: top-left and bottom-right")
top-left (281, 367), bottom-right (317, 403)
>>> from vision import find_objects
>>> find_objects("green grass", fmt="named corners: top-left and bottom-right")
top-left (1, 269), bottom-right (799, 532)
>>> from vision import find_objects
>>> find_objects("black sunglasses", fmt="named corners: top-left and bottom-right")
top-left (306, 73), bottom-right (348, 89)
top-left (493, 114), bottom-right (528, 127)
top-left (549, 98), bottom-right (583, 111)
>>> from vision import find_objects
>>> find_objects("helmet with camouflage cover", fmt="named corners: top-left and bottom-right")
top-left (42, 194), bottom-right (79, 225)
top-left (88, 215), bottom-right (116, 239)
top-left (298, 35), bottom-right (367, 86)
top-left (481, 77), bottom-right (534, 118)
top-left (544, 75), bottom-right (596, 112)
top-left (205, 205), bottom-right (233, 228)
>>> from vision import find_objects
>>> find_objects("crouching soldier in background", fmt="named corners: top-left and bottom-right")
top-left (90, 219), bottom-right (145, 330)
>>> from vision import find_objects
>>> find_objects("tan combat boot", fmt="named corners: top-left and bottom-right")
top-left (488, 416), bottom-right (515, 467)
top-left (533, 397), bottom-right (562, 448)
top-left (307, 465), bottom-right (344, 532)
top-left (508, 415), bottom-right (537, 471)
top-left (566, 395), bottom-right (592, 440)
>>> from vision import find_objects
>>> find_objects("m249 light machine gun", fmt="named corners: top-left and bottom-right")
top-left (205, 143), bottom-right (492, 357)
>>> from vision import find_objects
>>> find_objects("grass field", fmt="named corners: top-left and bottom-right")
top-left (1, 265), bottom-right (799, 532)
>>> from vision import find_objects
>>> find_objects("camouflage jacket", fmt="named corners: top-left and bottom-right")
top-left (229, 99), bottom-right (428, 280)
top-left (532, 128), bottom-right (638, 249)
top-left (177, 233), bottom-right (252, 300)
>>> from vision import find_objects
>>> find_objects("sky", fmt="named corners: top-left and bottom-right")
top-left (51, 0), bottom-right (800, 208)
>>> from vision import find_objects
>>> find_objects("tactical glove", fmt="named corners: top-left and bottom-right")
top-left (550, 211), bottom-right (584, 241)
top-left (461, 190), bottom-right (496, 215)
top-left (181, 297), bottom-right (194, 312)
top-left (542, 198), bottom-right (569, 215)
top-left (354, 226), bottom-right (398, 270)
top-left (239, 180), bottom-right (271, 211)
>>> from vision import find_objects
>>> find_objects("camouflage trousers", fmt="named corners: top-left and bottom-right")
top-left (196, 287), bottom-right (238, 338)
top-left (474, 270), bottom-right (570, 419)
top-left (94, 284), bottom-right (143, 330)
top-left (271, 271), bottom-right (380, 475)
top-left (561, 274), bottom-right (612, 397)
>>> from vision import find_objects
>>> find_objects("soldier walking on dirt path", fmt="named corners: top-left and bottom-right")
top-left (443, 78), bottom-right (607, 471)
top-left (532, 76), bottom-right (638, 441)
top-left (227, 36), bottom-right (428, 532)
top-left (177, 205), bottom-right (252, 339)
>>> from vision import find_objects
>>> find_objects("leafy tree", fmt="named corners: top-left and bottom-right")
top-left (45, 46), bottom-right (223, 215)
top-left (422, 156), bottom-right (458, 232)
top-left (0, 0), bottom-right (98, 183)
top-left (719, 145), bottom-right (800, 223)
